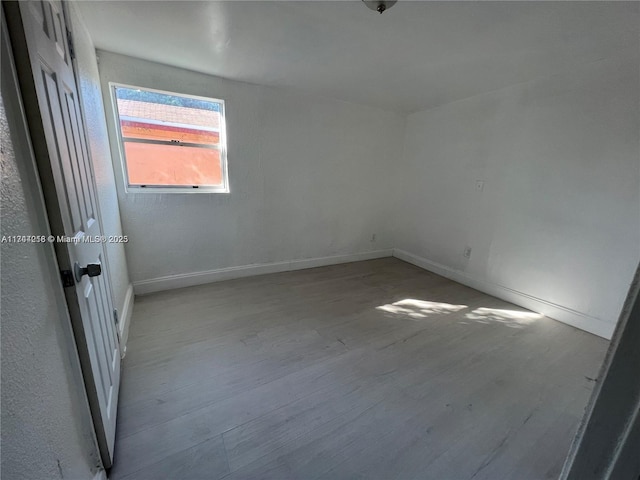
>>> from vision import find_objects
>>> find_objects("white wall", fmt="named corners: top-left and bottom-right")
top-left (94, 43), bottom-right (637, 339)
top-left (1, 26), bottom-right (102, 479)
top-left (396, 53), bottom-right (640, 338)
top-left (96, 51), bottom-right (405, 288)
top-left (70, 6), bottom-right (133, 348)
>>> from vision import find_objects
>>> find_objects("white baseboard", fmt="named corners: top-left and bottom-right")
top-left (393, 248), bottom-right (614, 339)
top-left (133, 249), bottom-right (394, 296)
top-left (118, 283), bottom-right (134, 357)
top-left (93, 469), bottom-right (107, 480)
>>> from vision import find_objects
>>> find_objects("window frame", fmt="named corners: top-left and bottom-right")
top-left (109, 82), bottom-right (230, 194)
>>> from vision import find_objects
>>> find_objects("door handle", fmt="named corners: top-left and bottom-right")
top-left (74, 262), bottom-right (102, 282)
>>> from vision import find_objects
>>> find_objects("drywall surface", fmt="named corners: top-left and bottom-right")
top-left (1, 33), bottom-right (101, 479)
top-left (70, 5), bottom-right (132, 344)
top-left (397, 54), bottom-right (640, 338)
top-left (97, 51), bottom-right (405, 284)
top-left (77, 1), bottom-right (638, 113)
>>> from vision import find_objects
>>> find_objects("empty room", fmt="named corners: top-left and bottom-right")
top-left (1, 1), bottom-right (639, 479)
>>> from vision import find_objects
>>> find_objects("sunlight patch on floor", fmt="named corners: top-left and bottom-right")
top-left (464, 307), bottom-right (543, 328)
top-left (376, 298), bottom-right (468, 319)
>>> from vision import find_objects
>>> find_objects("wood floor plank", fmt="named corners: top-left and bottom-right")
top-left (114, 435), bottom-right (229, 480)
top-left (111, 258), bottom-right (607, 479)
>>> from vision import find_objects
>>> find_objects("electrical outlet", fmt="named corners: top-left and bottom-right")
top-left (475, 180), bottom-right (485, 192)
top-left (463, 247), bottom-right (472, 259)
top-left (371, 233), bottom-right (377, 243)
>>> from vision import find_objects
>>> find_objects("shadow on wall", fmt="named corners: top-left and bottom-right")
top-left (376, 298), bottom-right (542, 329)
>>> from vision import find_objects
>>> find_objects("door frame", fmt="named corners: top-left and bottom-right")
top-left (4, 0), bottom-right (118, 467)
top-left (560, 262), bottom-right (640, 479)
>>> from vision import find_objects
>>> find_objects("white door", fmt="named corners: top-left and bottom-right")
top-left (6, 0), bottom-right (121, 465)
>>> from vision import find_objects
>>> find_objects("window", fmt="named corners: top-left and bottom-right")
top-left (111, 84), bottom-right (228, 193)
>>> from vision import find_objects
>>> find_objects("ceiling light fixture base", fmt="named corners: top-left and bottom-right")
top-left (362, 1), bottom-right (397, 14)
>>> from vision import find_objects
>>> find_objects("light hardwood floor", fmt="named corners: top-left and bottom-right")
top-left (110, 258), bottom-right (607, 480)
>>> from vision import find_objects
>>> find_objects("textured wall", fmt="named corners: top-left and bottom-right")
top-left (97, 51), bottom-right (405, 284)
top-left (69, 5), bottom-right (132, 345)
top-left (396, 53), bottom-right (640, 338)
top-left (1, 29), bottom-right (101, 479)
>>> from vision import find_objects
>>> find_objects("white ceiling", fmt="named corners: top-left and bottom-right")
top-left (76, 1), bottom-right (639, 113)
